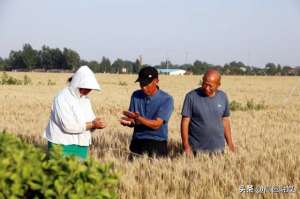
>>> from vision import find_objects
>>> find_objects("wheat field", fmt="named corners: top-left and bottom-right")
top-left (0, 72), bottom-right (299, 199)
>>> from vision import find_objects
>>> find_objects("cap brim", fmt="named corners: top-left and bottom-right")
top-left (136, 79), bottom-right (152, 87)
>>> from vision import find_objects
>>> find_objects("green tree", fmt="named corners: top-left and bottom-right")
top-left (252, 67), bottom-right (266, 76)
top-left (40, 45), bottom-right (52, 70)
top-left (79, 59), bottom-right (89, 67)
top-left (265, 63), bottom-right (278, 75)
top-left (111, 59), bottom-right (124, 73)
top-left (63, 48), bottom-right (80, 70)
top-left (50, 48), bottom-right (64, 69)
top-left (192, 60), bottom-right (212, 74)
top-left (21, 43), bottom-right (38, 70)
top-left (123, 60), bottom-right (134, 73)
top-left (223, 61), bottom-right (246, 75)
top-left (277, 64), bottom-right (282, 75)
top-left (99, 57), bottom-right (111, 73)
top-left (133, 59), bottom-right (142, 73)
top-left (179, 64), bottom-right (193, 70)
top-left (40, 46), bottom-right (64, 70)
top-left (0, 57), bottom-right (4, 71)
top-left (8, 50), bottom-right (25, 69)
top-left (160, 60), bottom-right (173, 69)
top-left (88, 60), bottom-right (100, 72)
top-left (1, 58), bottom-right (10, 71)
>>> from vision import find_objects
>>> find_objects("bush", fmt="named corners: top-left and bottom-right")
top-left (0, 72), bottom-right (32, 85)
top-left (118, 81), bottom-right (127, 86)
top-left (23, 75), bottom-right (32, 85)
top-left (0, 131), bottom-right (119, 199)
top-left (1, 72), bottom-right (22, 85)
top-left (245, 99), bottom-right (265, 110)
top-left (48, 79), bottom-right (56, 86)
top-left (229, 100), bottom-right (243, 111)
top-left (230, 99), bottom-right (266, 111)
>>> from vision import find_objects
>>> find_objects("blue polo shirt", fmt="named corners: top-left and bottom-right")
top-left (129, 89), bottom-right (174, 141)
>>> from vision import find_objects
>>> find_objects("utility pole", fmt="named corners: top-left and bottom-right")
top-left (166, 57), bottom-right (168, 75)
top-left (185, 52), bottom-right (189, 64)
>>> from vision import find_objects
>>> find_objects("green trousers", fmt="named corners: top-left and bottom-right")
top-left (48, 142), bottom-right (88, 160)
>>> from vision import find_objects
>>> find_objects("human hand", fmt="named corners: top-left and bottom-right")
top-left (120, 116), bottom-right (135, 126)
top-left (122, 111), bottom-right (140, 120)
top-left (92, 117), bottom-right (106, 129)
top-left (183, 146), bottom-right (193, 158)
top-left (229, 144), bottom-right (236, 153)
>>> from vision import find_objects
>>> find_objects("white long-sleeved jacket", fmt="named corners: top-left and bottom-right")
top-left (43, 66), bottom-right (100, 146)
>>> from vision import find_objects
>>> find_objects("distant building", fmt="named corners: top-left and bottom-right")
top-left (121, 67), bottom-right (127, 73)
top-left (157, 68), bottom-right (186, 75)
top-left (287, 67), bottom-right (300, 76)
top-left (185, 68), bottom-right (193, 75)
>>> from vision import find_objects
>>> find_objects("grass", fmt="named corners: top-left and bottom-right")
top-left (1, 72), bottom-right (32, 85)
top-left (0, 72), bottom-right (299, 199)
top-left (230, 99), bottom-right (266, 111)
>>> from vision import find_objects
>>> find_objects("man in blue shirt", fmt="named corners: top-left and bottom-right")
top-left (121, 67), bottom-right (174, 157)
top-left (181, 69), bottom-right (235, 156)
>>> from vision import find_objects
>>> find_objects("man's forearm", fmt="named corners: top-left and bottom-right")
top-left (224, 130), bottom-right (234, 147)
top-left (181, 131), bottom-right (190, 150)
top-left (135, 116), bottom-right (163, 130)
top-left (223, 117), bottom-right (235, 151)
top-left (181, 117), bottom-right (191, 150)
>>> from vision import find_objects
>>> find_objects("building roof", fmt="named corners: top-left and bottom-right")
top-left (157, 69), bottom-right (186, 73)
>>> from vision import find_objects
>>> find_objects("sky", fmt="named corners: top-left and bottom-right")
top-left (1, 0), bottom-right (300, 67)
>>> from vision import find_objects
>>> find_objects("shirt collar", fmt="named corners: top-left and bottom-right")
top-left (147, 88), bottom-right (161, 101)
top-left (198, 88), bottom-right (218, 98)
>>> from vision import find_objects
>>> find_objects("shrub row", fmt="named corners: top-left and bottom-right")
top-left (0, 131), bottom-right (119, 199)
top-left (0, 72), bottom-right (31, 85)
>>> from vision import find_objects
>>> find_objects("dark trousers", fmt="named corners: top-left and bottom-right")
top-left (129, 139), bottom-right (168, 158)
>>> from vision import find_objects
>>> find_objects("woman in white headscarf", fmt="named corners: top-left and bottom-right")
top-left (44, 65), bottom-right (106, 159)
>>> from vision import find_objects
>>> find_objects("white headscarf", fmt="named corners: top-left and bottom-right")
top-left (69, 65), bottom-right (101, 90)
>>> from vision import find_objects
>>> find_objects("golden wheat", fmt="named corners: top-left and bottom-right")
top-left (0, 72), bottom-right (299, 199)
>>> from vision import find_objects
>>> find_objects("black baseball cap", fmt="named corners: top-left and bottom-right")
top-left (135, 66), bottom-right (158, 87)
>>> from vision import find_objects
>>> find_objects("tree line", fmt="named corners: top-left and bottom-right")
top-left (0, 43), bottom-right (299, 76)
